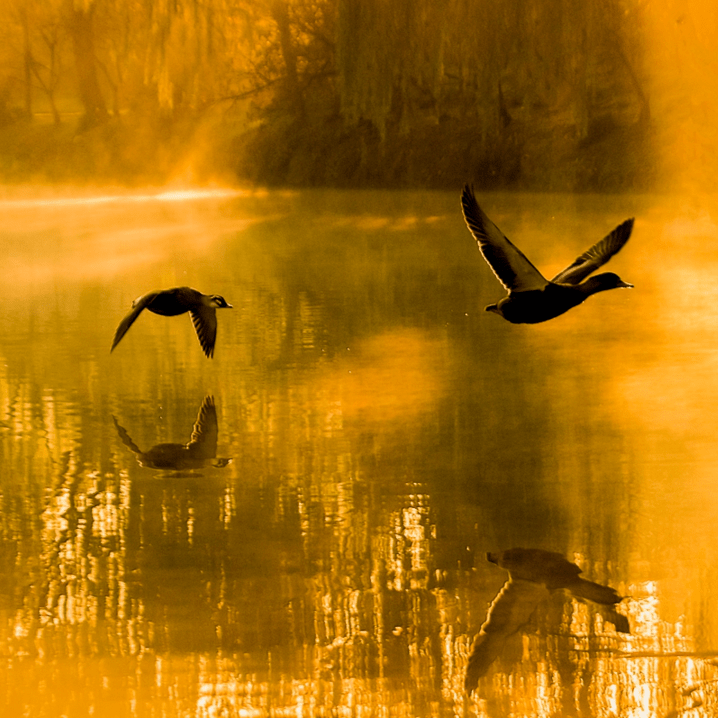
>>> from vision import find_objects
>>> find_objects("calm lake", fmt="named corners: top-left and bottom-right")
top-left (0, 187), bottom-right (716, 717)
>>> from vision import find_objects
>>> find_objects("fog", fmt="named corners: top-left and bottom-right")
top-left (0, 0), bottom-right (716, 192)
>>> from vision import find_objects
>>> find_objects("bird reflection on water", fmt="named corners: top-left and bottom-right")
top-left (465, 548), bottom-right (629, 694)
top-left (113, 395), bottom-right (231, 475)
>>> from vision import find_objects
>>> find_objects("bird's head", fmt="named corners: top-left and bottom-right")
top-left (592, 272), bottom-right (634, 291)
top-left (209, 295), bottom-right (233, 309)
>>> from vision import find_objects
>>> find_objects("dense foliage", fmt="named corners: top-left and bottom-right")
top-left (0, 0), bottom-right (654, 189)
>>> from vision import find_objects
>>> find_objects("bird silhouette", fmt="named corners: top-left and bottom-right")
top-left (465, 548), bottom-right (629, 693)
top-left (460, 185), bottom-right (634, 323)
top-left (113, 396), bottom-right (231, 473)
top-left (111, 286), bottom-right (232, 358)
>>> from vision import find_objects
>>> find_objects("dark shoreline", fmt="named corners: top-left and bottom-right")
top-left (0, 111), bottom-right (655, 194)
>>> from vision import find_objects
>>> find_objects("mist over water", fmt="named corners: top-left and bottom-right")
top-left (0, 188), bottom-right (717, 716)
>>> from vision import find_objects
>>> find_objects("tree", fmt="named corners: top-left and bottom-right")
top-left (66, 0), bottom-right (108, 127)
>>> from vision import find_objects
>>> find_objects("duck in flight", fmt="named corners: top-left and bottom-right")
top-left (111, 286), bottom-right (232, 358)
top-left (460, 185), bottom-right (634, 323)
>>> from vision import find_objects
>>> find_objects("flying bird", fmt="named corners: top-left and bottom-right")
top-left (111, 286), bottom-right (232, 358)
top-left (460, 185), bottom-right (634, 323)
top-left (113, 396), bottom-right (231, 473)
top-left (465, 548), bottom-right (629, 694)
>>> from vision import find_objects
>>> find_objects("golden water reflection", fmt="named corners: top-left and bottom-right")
top-left (0, 189), bottom-right (717, 716)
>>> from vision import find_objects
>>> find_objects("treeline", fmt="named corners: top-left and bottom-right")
top-left (0, 0), bottom-right (654, 190)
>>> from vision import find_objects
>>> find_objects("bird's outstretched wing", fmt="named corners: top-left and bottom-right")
top-left (187, 396), bottom-right (218, 459)
top-left (110, 292), bottom-right (158, 352)
top-left (465, 578), bottom-right (550, 693)
top-left (551, 218), bottom-right (634, 285)
top-left (112, 416), bottom-right (143, 455)
top-left (461, 184), bottom-right (548, 292)
top-left (190, 306), bottom-right (217, 358)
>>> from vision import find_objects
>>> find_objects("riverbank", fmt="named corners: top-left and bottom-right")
top-left (0, 110), bottom-right (655, 192)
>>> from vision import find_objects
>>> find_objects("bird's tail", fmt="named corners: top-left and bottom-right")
top-left (599, 607), bottom-right (630, 633)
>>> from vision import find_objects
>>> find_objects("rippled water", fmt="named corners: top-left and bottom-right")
top-left (0, 187), bottom-right (717, 717)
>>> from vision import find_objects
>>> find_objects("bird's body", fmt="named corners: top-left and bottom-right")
top-left (460, 185), bottom-right (634, 323)
top-left (111, 286), bottom-right (232, 358)
top-left (486, 284), bottom-right (596, 324)
top-left (486, 548), bottom-right (625, 606)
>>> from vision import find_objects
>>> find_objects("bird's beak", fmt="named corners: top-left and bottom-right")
top-left (619, 281), bottom-right (634, 289)
top-left (226, 303), bottom-right (233, 308)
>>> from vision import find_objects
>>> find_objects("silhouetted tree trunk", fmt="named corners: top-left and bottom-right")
top-left (271, 0), bottom-right (304, 117)
top-left (20, 6), bottom-right (33, 119)
top-left (32, 28), bottom-right (64, 126)
top-left (31, 57), bottom-right (63, 125)
top-left (66, 0), bottom-right (107, 128)
top-left (617, 45), bottom-right (651, 125)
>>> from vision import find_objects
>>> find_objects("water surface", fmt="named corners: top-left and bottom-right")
top-left (0, 187), bottom-right (717, 717)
